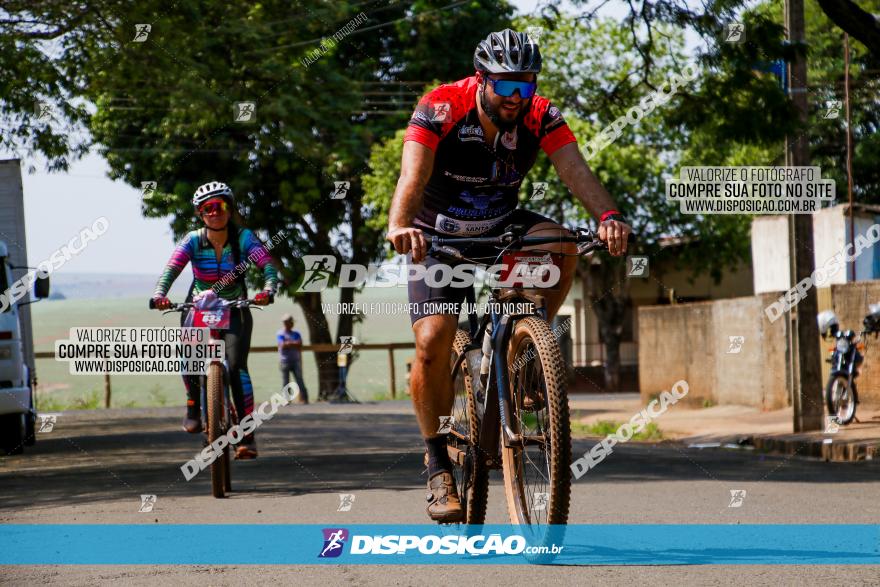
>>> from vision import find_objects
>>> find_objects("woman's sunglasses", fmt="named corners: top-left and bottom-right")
top-left (486, 77), bottom-right (537, 98)
top-left (199, 200), bottom-right (228, 216)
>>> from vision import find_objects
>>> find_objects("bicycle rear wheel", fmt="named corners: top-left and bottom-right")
top-left (449, 329), bottom-right (489, 525)
top-left (206, 362), bottom-right (227, 498)
top-left (223, 437), bottom-right (232, 493)
top-left (501, 317), bottom-right (570, 555)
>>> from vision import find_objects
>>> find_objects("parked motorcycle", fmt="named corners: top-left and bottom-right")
top-left (817, 304), bottom-right (880, 425)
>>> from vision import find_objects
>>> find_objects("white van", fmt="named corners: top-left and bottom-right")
top-left (0, 241), bottom-right (49, 455)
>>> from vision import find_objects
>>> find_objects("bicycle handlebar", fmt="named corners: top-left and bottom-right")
top-left (148, 295), bottom-right (271, 311)
top-left (428, 225), bottom-right (636, 259)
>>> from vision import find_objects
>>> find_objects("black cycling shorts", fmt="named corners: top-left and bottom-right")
top-left (407, 209), bottom-right (557, 325)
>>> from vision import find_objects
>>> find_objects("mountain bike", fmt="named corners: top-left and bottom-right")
top-left (150, 295), bottom-right (263, 498)
top-left (436, 224), bottom-right (628, 558)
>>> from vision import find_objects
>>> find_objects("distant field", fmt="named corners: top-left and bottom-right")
top-left (32, 288), bottom-right (420, 410)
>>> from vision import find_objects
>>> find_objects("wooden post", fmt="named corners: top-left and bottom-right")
top-left (844, 32), bottom-right (855, 281)
top-left (574, 298), bottom-right (583, 367)
top-left (103, 372), bottom-right (111, 408)
top-left (785, 0), bottom-right (823, 432)
top-left (388, 348), bottom-right (396, 399)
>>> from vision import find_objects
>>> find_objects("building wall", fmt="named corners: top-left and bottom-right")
top-left (850, 215), bottom-right (880, 280)
top-left (752, 216), bottom-right (792, 293)
top-left (560, 257), bottom-right (754, 368)
top-left (812, 207), bottom-right (846, 286)
top-left (638, 293), bottom-right (789, 410)
top-left (640, 283), bottom-right (880, 410)
top-left (629, 258), bottom-right (754, 304)
top-left (753, 207), bottom-right (880, 295)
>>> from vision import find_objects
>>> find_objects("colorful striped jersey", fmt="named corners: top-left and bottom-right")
top-left (154, 227), bottom-right (278, 300)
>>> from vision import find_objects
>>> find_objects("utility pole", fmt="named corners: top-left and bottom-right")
top-left (785, 0), bottom-right (823, 432)
top-left (844, 33), bottom-right (855, 281)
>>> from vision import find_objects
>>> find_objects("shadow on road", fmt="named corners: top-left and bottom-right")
top-left (1, 407), bottom-right (878, 511)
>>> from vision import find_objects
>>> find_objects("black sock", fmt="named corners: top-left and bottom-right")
top-left (186, 399), bottom-right (200, 420)
top-left (425, 435), bottom-right (452, 477)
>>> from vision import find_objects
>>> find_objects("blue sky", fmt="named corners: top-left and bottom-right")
top-left (10, 0), bottom-right (684, 275)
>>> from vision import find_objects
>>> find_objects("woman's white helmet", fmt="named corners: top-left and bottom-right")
top-left (192, 181), bottom-right (234, 208)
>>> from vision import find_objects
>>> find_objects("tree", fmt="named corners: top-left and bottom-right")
top-left (815, 0), bottom-right (880, 58)
top-left (1, 0), bottom-right (513, 398)
top-left (558, 0), bottom-right (880, 200)
top-left (366, 12), bottom-right (790, 390)
top-left (518, 1), bottom-right (878, 388)
top-left (561, 0), bottom-right (880, 70)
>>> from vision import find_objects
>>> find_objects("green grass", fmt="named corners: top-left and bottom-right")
top-left (71, 390), bottom-right (102, 410)
top-left (34, 390), bottom-right (69, 412)
top-left (31, 293), bottom-right (416, 410)
top-left (147, 385), bottom-right (169, 406)
top-left (370, 391), bottom-right (407, 402)
top-left (571, 419), bottom-right (663, 441)
top-left (36, 388), bottom-right (103, 412)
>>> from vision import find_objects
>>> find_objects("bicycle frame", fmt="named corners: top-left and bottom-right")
top-left (441, 225), bottom-right (623, 466)
top-left (153, 296), bottom-right (262, 436)
top-left (452, 285), bottom-right (550, 467)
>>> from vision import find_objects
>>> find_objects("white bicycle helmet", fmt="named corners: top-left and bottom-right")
top-left (817, 310), bottom-right (839, 338)
top-left (192, 181), bottom-right (234, 209)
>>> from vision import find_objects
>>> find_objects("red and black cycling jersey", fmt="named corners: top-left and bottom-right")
top-left (404, 75), bottom-right (576, 236)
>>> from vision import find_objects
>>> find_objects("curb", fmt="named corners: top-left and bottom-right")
top-left (750, 435), bottom-right (879, 462)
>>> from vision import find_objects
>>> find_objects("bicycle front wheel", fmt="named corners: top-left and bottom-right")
top-left (206, 362), bottom-right (227, 498)
top-left (502, 316), bottom-right (570, 528)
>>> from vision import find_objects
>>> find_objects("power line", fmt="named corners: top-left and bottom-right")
top-left (246, 0), bottom-right (469, 54)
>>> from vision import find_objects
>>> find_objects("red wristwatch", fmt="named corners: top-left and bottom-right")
top-left (600, 209), bottom-right (623, 223)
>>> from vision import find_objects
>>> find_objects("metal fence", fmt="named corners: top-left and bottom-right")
top-left (35, 342), bottom-right (415, 408)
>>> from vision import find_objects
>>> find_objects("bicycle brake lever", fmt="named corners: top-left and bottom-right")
top-left (577, 241), bottom-right (606, 255)
top-left (436, 245), bottom-right (465, 261)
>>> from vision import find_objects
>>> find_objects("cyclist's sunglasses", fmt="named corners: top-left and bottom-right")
top-left (486, 77), bottom-right (537, 98)
top-left (199, 200), bottom-right (228, 215)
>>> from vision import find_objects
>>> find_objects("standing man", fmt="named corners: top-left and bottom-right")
top-left (385, 29), bottom-right (631, 521)
top-left (278, 314), bottom-right (308, 404)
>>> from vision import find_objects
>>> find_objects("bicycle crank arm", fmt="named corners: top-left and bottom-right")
top-left (503, 433), bottom-right (547, 448)
top-left (446, 445), bottom-right (467, 467)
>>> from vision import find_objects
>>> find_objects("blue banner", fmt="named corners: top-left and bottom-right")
top-left (1, 524), bottom-right (877, 565)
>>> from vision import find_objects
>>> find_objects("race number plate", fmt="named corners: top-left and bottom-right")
top-left (191, 307), bottom-right (231, 329)
top-left (498, 251), bottom-right (562, 289)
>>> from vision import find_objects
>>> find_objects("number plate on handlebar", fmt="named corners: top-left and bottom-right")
top-left (190, 307), bottom-right (231, 329)
top-left (498, 252), bottom-right (562, 289)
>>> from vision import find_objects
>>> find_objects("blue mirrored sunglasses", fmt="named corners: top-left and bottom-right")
top-left (486, 78), bottom-right (537, 98)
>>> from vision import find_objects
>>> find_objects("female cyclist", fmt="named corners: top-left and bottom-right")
top-left (151, 181), bottom-right (278, 459)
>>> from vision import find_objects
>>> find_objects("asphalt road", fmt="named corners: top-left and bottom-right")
top-left (1, 401), bottom-right (879, 585)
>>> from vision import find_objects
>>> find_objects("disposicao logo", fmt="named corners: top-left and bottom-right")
top-left (318, 528), bottom-right (349, 558)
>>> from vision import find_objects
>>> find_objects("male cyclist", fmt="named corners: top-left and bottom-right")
top-left (386, 29), bottom-right (631, 521)
top-left (152, 182), bottom-right (278, 459)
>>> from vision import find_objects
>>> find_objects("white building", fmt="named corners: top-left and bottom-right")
top-left (752, 203), bottom-right (880, 294)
